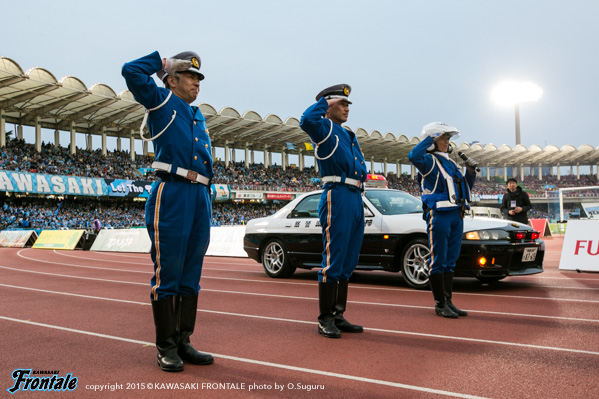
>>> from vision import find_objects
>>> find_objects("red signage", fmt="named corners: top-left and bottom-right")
top-left (267, 193), bottom-right (293, 200)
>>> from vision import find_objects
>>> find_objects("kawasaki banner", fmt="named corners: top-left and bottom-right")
top-left (0, 170), bottom-right (107, 196)
top-left (0, 170), bottom-right (232, 200)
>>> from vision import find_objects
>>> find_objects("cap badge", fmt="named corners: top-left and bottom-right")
top-left (191, 57), bottom-right (200, 68)
top-left (343, 86), bottom-right (350, 96)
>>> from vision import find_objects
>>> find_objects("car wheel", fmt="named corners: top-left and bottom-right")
top-left (476, 276), bottom-right (506, 284)
top-left (400, 238), bottom-right (431, 289)
top-left (261, 239), bottom-right (296, 278)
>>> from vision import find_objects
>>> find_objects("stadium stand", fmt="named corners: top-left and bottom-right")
top-left (2, 134), bottom-right (598, 229)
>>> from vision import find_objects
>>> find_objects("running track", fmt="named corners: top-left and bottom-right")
top-left (1, 236), bottom-right (597, 398)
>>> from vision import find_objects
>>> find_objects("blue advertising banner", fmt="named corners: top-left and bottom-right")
top-left (211, 184), bottom-right (230, 201)
top-left (105, 179), bottom-right (153, 198)
top-left (0, 170), bottom-right (108, 196)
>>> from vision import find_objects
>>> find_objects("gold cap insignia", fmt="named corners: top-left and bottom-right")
top-left (343, 86), bottom-right (350, 96)
top-left (191, 57), bottom-right (200, 69)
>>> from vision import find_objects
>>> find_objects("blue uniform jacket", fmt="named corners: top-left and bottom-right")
top-left (121, 51), bottom-right (213, 179)
top-left (409, 136), bottom-right (475, 211)
top-left (300, 98), bottom-right (367, 183)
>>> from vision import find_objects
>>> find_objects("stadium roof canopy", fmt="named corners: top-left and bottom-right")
top-left (1, 56), bottom-right (599, 168)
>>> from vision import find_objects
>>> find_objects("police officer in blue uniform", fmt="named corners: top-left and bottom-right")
top-left (408, 122), bottom-right (476, 318)
top-left (122, 51), bottom-right (214, 371)
top-left (300, 84), bottom-right (368, 338)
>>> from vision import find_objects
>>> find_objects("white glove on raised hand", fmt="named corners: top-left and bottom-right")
top-left (164, 58), bottom-right (192, 75)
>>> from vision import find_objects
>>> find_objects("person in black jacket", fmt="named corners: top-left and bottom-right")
top-left (500, 178), bottom-right (532, 224)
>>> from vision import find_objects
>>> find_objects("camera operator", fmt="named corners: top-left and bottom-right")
top-left (500, 178), bottom-right (532, 224)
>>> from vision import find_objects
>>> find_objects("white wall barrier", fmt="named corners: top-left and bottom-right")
top-left (0, 230), bottom-right (38, 248)
top-left (206, 225), bottom-right (248, 257)
top-left (87, 226), bottom-right (248, 257)
top-left (558, 220), bottom-right (599, 272)
top-left (91, 228), bottom-right (152, 253)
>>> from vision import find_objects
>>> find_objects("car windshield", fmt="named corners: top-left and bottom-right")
top-left (365, 190), bottom-right (423, 215)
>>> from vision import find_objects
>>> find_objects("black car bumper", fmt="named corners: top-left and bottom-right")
top-left (456, 240), bottom-right (545, 278)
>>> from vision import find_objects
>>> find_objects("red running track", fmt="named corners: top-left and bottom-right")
top-left (0, 236), bottom-right (597, 398)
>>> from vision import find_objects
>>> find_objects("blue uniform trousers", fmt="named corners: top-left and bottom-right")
top-left (318, 184), bottom-right (364, 282)
top-left (146, 180), bottom-right (211, 300)
top-left (426, 208), bottom-right (463, 275)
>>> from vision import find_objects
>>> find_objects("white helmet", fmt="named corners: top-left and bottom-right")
top-left (420, 122), bottom-right (460, 151)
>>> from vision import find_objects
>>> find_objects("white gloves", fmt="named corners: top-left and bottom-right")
top-left (164, 58), bottom-right (192, 76)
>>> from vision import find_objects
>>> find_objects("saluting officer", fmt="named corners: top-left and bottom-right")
top-left (300, 84), bottom-right (367, 338)
top-left (122, 51), bottom-right (214, 371)
top-left (408, 122), bottom-right (476, 318)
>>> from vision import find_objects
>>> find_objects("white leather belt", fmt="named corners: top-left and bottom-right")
top-left (322, 176), bottom-right (362, 188)
top-left (152, 161), bottom-right (210, 185)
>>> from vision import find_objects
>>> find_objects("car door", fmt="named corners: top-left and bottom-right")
top-left (359, 199), bottom-right (384, 266)
top-left (283, 193), bottom-right (323, 266)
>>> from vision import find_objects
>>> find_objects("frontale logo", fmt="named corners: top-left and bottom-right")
top-left (7, 369), bottom-right (78, 394)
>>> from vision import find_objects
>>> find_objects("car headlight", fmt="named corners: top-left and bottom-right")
top-left (464, 229), bottom-right (509, 240)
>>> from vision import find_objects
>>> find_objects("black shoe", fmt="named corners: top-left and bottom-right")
top-left (444, 272), bottom-right (468, 316)
top-left (318, 282), bottom-right (341, 338)
top-left (318, 318), bottom-right (342, 338)
top-left (429, 273), bottom-right (458, 319)
top-left (435, 303), bottom-right (459, 318)
top-left (176, 295), bottom-right (214, 365)
top-left (334, 280), bottom-right (363, 333)
top-left (152, 298), bottom-right (184, 372)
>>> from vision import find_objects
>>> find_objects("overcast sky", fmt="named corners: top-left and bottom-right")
top-left (2, 0), bottom-right (598, 153)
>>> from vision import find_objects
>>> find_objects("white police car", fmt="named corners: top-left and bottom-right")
top-left (243, 179), bottom-right (544, 289)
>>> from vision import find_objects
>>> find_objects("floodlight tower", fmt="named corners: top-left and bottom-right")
top-left (492, 81), bottom-right (543, 145)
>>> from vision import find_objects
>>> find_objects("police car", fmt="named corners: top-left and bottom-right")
top-left (243, 175), bottom-right (544, 289)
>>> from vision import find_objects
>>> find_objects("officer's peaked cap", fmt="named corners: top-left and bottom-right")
top-left (157, 51), bottom-right (205, 82)
top-left (316, 84), bottom-right (352, 104)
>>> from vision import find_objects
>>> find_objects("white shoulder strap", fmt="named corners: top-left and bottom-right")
top-left (139, 91), bottom-right (176, 142)
top-left (313, 119), bottom-right (339, 160)
top-left (420, 156), bottom-right (440, 194)
top-left (434, 156), bottom-right (459, 204)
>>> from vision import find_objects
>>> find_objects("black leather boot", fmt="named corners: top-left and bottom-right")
top-left (151, 297), bottom-right (184, 372)
top-left (318, 282), bottom-right (341, 338)
top-left (176, 295), bottom-right (214, 365)
top-left (444, 272), bottom-right (468, 316)
top-left (429, 273), bottom-right (458, 318)
top-left (334, 280), bottom-right (363, 333)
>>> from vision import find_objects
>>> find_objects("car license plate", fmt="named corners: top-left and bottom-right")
top-left (522, 247), bottom-right (537, 262)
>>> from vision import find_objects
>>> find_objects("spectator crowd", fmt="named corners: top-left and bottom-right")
top-left (1, 137), bottom-right (598, 229)
top-left (0, 197), bottom-right (145, 231)
top-left (0, 197), bottom-right (281, 230)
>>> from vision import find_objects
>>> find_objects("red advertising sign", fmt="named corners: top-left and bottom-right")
top-left (559, 220), bottom-right (599, 272)
top-left (266, 193), bottom-right (293, 200)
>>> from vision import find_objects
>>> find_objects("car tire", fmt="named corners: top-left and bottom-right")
top-left (261, 239), bottom-right (296, 278)
top-left (476, 276), bottom-right (506, 284)
top-left (400, 238), bottom-right (431, 289)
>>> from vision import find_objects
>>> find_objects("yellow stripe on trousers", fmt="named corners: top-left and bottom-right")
top-left (322, 189), bottom-right (332, 282)
top-left (151, 183), bottom-right (165, 300)
top-left (427, 209), bottom-right (434, 276)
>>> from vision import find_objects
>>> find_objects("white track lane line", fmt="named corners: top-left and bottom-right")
top-left (1, 283), bottom-right (598, 355)
top-left (8, 255), bottom-right (599, 302)
top-left (0, 315), bottom-right (488, 399)
top-left (25, 248), bottom-right (599, 281)
top-left (19, 250), bottom-right (599, 291)
top-left (2, 266), bottom-right (599, 324)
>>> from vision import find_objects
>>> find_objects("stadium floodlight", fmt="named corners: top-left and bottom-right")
top-left (492, 81), bottom-right (543, 145)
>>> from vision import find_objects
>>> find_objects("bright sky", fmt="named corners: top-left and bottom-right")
top-left (2, 0), bottom-right (598, 154)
